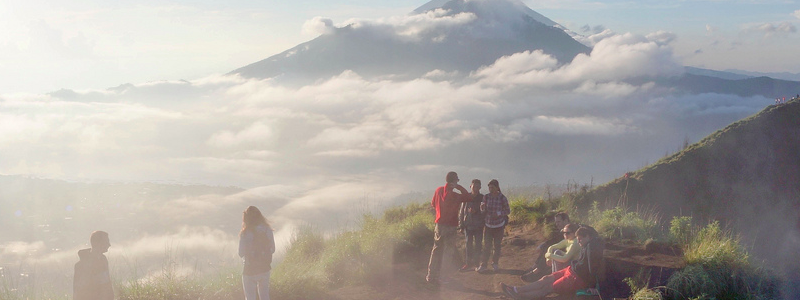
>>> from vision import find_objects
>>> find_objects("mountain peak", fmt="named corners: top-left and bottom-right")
top-left (230, 0), bottom-right (589, 83)
top-left (412, 0), bottom-right (558, 27)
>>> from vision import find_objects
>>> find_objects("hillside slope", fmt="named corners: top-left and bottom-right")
top-left (581, 99), bottom-right (800, 289)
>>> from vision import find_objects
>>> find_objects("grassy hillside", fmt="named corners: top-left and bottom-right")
top-left (580, 99), bottom-right (800, 296)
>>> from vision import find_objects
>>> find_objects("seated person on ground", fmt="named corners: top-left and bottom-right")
top-left (545, 223), bottom-right (581, 273)
top-left (501, 226), bottom-right (603, 299)
top-left (522, 212), bottom-right (569, 281)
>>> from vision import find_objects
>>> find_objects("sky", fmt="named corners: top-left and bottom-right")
top-left (1, 0), bottom-right (799, 94)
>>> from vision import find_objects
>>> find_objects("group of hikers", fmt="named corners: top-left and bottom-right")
top-left (426, 171), bottom-right (604, 299)
top-left (74, 171), bottom-right (602, 300)
top-left (73, 206), bottom-right (275, 300)
top-left (775, 94), bottom-right (799, 104)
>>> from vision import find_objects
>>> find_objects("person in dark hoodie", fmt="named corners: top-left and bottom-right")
top-left (500, 226), bottom-right (603, 299)
top-left (74, 230), bottom-right (114, 300)
top-left (458, 179), bottom-right (485, 271)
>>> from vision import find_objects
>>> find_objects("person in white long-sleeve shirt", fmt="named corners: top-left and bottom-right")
top-left (239, 206), bottom-right (275, 300)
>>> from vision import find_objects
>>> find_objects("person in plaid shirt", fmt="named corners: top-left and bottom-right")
top-left (477, 179), bottom-right (510, 273)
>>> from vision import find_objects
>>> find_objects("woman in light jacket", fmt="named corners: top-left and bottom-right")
top-left (239, 206), bottom-right (275, 300)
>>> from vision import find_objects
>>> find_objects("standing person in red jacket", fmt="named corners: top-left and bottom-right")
top-left (74, 231), bottom-right (114, 300)
top-left (426, 171), bottom-right (473, 284)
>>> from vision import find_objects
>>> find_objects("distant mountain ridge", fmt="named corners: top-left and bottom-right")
top-left (725, 69), bottom-right (800, 82)
top-left (656, 73), bottom-right (800, 98)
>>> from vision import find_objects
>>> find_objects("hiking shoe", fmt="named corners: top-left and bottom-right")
top-left (500, 282), bottom-right (519, 299)
top-left (492, 263), bottom-right (499, 272)
top-left (476, 264), bottom-right (489, 273)
top-left (459, 264), bottom-right (473, 272)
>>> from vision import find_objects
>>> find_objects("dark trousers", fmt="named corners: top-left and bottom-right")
top-left (481, 226), bottom-right (504, 265)
top-left (464, 227), bottom-right (483, 266)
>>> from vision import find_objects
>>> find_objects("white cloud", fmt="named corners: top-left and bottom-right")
top-left (302, 17), bottom-right (335, 36)
top-left (207, 121), bottom-right (274, 148)
top-left (509, 115), bottom-right (634, 136)
top-left (793, 10), bottom-right (800, 20)
top-left (473, 32), bottom-right (683, 93)
top-left (743, 22), bottom-right (797, 38)
top-left (574, 28), bottom-right (616, 47)
top-left (646, 31), bottom-right (677, 46)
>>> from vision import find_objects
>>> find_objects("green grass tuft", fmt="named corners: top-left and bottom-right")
top-left (683, 221), bottom-right (747, 269)
top-left (270, 201), bottom-right (434, 299)
top-left (666, 221), bottom-right (782, 300)
top-left (669, 216), bottom-right (693, 247)
top-left (508, 197), bottom-right (549, 226)
top-left (587, 202), bottom-right (660, 242)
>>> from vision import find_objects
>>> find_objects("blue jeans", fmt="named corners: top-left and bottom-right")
top-left (464, 227), bottom-right (483, 266)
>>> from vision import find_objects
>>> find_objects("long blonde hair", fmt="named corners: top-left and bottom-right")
top-left (240, 206), bottom-right (272, 237)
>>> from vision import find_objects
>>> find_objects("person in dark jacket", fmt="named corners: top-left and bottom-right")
top-left (74, 231), bottom-right (114, 300)
top-left (500, 227), bottom-right (602, 299)
top-left (239, 206), bottom-right (276, 300)
top-left (458, 179), bottom-right (485, 271)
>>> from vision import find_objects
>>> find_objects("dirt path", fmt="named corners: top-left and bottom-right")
top-left (331, 225), bottom-right (591, 300)
top-left (330, 223), bottom-right (684, 300)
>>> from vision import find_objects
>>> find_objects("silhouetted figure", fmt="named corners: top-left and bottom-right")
top-left (74, 231), bottom-right (114, 300)
top-left (476, 179), bottom-right (510, 273)
top-left (426, 171), bottom-right (472, 284)
top-left (458, 179), bottom-right (485, 271)
top-left (239, 206), bottom-right (275, 300)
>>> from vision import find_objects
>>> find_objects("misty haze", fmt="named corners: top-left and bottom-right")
top-left (2, 0), bottom-right (799, 299)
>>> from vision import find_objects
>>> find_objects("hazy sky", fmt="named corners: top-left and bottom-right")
top-left (1, 0), bottom-right (798, 94)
